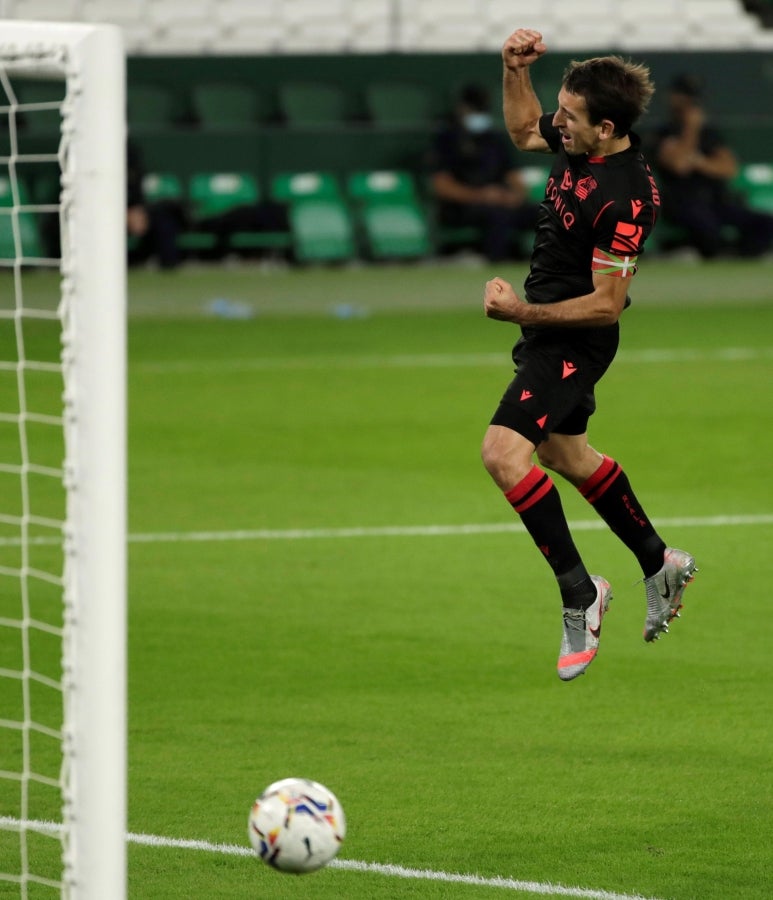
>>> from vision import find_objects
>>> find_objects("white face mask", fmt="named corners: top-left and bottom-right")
top-left (463, 112), bottom-right (492, 134)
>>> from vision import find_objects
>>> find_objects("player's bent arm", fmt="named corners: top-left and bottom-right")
top-left (503, 67), bottom-right (550, 153)
top-left (484, 273), bottom-right (629, 327)
top-left (501, 29), bottom-right (550, 153)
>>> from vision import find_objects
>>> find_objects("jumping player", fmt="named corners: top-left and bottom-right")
top-left (481, 28), bottom-right (696, 681)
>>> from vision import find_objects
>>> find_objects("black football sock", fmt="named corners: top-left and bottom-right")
top-left (578, 455), bottom-right (666, 578)
top-left (505, 466), bottom-right (596, 609)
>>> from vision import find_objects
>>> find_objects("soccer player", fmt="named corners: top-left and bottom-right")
top-left (480, 28), bottom-right (696, 681)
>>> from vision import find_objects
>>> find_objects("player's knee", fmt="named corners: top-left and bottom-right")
top-left (480, 432), bottom-right (500, 478)
top-left (481, 427), bottom-right (531, 488)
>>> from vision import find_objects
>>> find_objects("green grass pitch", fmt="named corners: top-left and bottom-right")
top-left (2, 258), bottom-right (772, 899)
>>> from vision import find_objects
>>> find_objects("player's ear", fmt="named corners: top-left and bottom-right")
top-left (599, 119), bottom-right (616, 140)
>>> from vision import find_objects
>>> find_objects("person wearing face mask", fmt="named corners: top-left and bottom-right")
top-left (652, 74), bottom-right (773, 258)
top-left (429, 83), bottom-right (539, 261)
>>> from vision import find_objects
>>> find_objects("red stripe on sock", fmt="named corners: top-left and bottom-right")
top-left (579, 455), bottom-right (621, 503)
top-left (505, 466), bottom-right (555, 514)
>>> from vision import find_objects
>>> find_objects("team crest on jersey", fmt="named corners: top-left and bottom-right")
top-left (575, 176), bottom-right (598, 200)
top-left (610, 221), bottom-right (643, 254)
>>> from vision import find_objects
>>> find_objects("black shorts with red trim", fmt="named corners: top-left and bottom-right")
top-left (489, 324), bottom-right (620, 447)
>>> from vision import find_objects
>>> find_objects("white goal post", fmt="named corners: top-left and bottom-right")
top-left (0, 21), bottom-right (126, 900)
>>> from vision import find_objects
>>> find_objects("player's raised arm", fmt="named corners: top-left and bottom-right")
top-left (502, 28), bottom-right (550, 153)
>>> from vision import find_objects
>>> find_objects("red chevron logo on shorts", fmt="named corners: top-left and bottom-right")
top-left (562, 360), bottom-right (577, 379)
top-left (537, 414), bottom-right (548, 429)
top-left (520, 389), bottom-right (533, 401)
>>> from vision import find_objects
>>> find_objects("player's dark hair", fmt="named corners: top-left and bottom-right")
top-left (563, 56), bottom-right (655, 137)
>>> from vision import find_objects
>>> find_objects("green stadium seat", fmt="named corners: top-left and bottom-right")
top-left (127, 83), bottom-right (178, 130)
top-left (347, 170), bottom-right (431, 260)
top-left (348, 170), bottom-right (418, 203)
top-left (519, 165), bottom-right (550, 203)
top-left (364, 82), bottom-right (436, 128)
top-left (191, 82), bottom-right (268, 128)
top-left (179, 171), bottom-right (259, 252)
top-left (142, 172), bottom-right (184, 203)
top-left (178, 171), bottom-right (291, 256)
top-left (189, 171), bottom-right (257, 213)
top-left (270, 171), bottom-right (355, 263)
top-left (278, 83), bottom-right (349, 127)
top-left (0, 174), bottom-right (44, 261)
top-left (271, 171), bottom-right (341, 203)
top-left (733, 163), bottom-right (773, 214)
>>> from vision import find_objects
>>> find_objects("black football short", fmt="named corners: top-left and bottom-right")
top-left (490, 327), bottom-right (619, 447)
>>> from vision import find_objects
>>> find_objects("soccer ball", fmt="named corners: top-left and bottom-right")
top-left (248, 777), bottom-right (346, 873)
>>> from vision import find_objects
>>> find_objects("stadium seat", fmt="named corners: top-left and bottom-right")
top-left (179, 171), bottom-right (260, 253)
top-left (280, 0), bottom-right (353, 46)
top-left (733, 163), bottom-right (773, 213)
top-left (553, 20), bottom-right (624, 50)
top-left (347, 170), bottom-right (432, 260)
top-left (278, 83), bottom-right (350, 127)
top-left (191, 82), bottom-right (268, 129)
top-left (364, 83), bottom-right (437, 128)
top-left (215, 0), bottom-right (285, 52)
top-left (271, 171), bottom-right (342, 204)
top-left (79, 0), bottom-right (152, 52)
top-left (178, 171), bottom-right (292, 256)
top-left (618, 0), bottom-right (680, 22)
top-left (146, 0), bottom-right (214, 51)
top-left (349, 0), bottom-right (393, 51)
top-left (684, 12), bottom-right (760, 48)
top-left (618, 21), bottom-right (691, 49)
top-left (127, 83), bottom-right (178, 130)
top-left (684, 0), bottom-right (748, 21)
top-left (402, 18), bottom-right (488, 51)
top-left (11, 0), bottom-right (80, 18)
top-left (142, 172), bottom-right (184, 204)
top-left (271, 172), bottom-right (356, 263)
top-left (519, 165), bottom-right (551, 204)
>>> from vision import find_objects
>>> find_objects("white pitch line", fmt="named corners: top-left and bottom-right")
top-left (331, 858), bottom-right (665, 900)
top-left (125, 513), bottom-right (773, 545)
top-left (0, 818), bottom-right (666, 900)
top-left (1, 514), bottom-right (772, 548)
top-left (131, 345), bottom-right (773, 375)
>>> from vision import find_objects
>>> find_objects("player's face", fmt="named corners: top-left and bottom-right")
top-left (552, 88), bottom-right (605, 156)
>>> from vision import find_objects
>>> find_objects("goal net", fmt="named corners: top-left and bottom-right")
top-left (0, 22), bottom-right (126, 899)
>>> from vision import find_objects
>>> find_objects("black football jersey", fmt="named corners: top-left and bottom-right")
top-left (524, 114), bottom-right (660, 306)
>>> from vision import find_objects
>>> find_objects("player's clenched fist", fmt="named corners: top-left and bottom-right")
top-left (483, 277), bottom-right (527, 323)
top-left (502, 29), bottom-right (547, 69)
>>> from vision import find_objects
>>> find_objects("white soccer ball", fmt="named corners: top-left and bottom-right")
top-left (247, 777), bottom-right (346, 873)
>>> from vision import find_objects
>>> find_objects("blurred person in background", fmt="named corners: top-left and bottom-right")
top-left (652, 74), bottom-right (773, 258)
top-left (428, 82), bottom-right (539, 261)
top-left (127, 138), bottom-right (185, 269)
